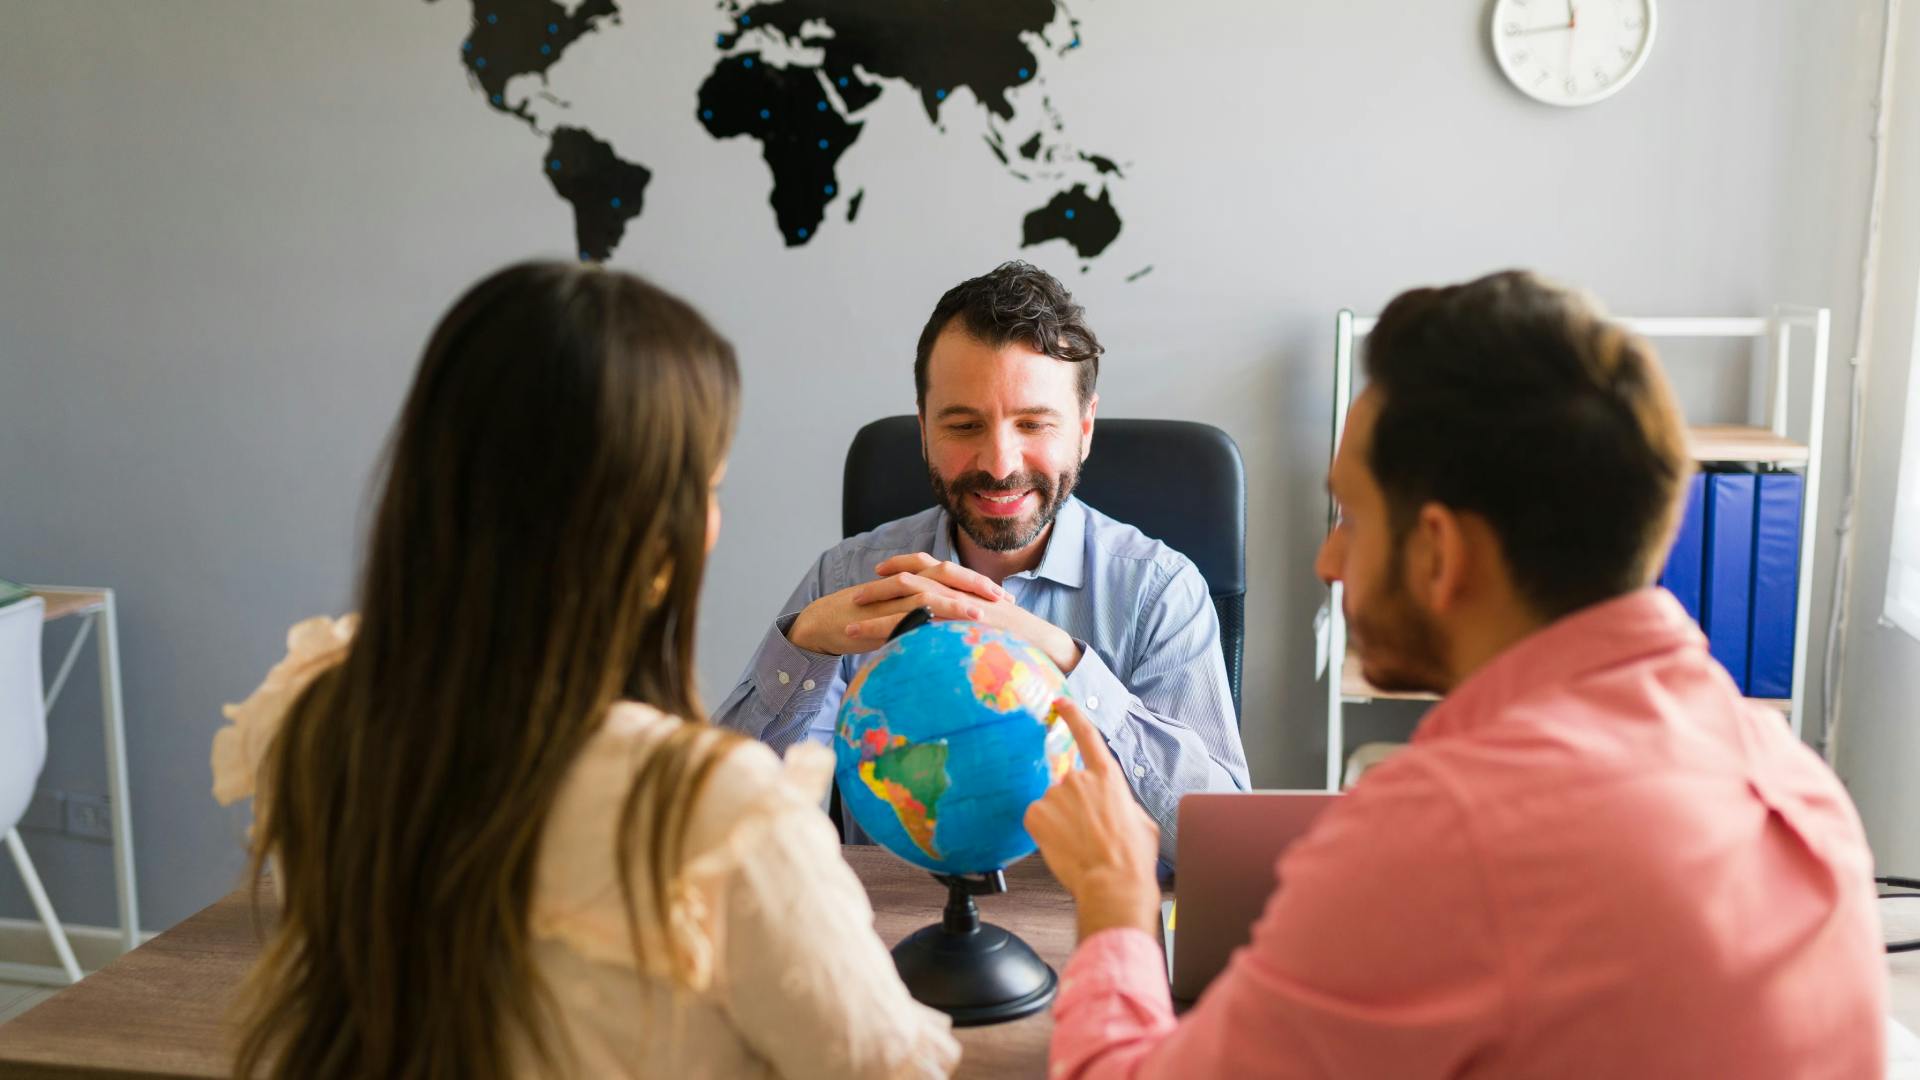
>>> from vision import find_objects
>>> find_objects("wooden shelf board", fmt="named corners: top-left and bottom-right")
top-left (1687, 425), bottom-right (1808, 465)
top-left (29, 588), bottom-right (107, 623)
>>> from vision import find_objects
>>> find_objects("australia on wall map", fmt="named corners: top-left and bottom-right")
top-left (437, 0), bottom-right (1131, 267)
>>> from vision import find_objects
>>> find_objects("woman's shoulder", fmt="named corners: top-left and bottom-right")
top-left (210, 614), bottom-right (356, 806)
top-left (533, 705), bottom-right (841, 978)
top-left (586, 702), bottom-right (835, 858)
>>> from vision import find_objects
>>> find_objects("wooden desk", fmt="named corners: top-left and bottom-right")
top-left (0, 846), bottom-right (1074, 1078)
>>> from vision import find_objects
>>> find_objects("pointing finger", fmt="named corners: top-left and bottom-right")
top-left (1052, 697), bottom-right (1110, 777)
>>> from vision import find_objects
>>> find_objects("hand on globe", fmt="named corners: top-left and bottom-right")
top-left (789, 567), bottom-right (995, 656)
top-left (860, 553), bottom-right (1081, 672)
top-left (1024, 698), bottom-right (1162, 943)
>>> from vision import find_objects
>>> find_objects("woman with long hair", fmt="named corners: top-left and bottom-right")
top-left (210, 262), bottom-right (959, 1079)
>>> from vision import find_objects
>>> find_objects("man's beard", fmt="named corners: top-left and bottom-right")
top-left (928, 461), bottom-right (1080, 553)
top-left (1347, 539), bottom-right (1450, 694)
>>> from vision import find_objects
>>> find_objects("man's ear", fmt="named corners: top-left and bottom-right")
top-left (1414, 503), bottom-right (1472, 616)
top-left (1079, 392), bottom-right (1099, 464)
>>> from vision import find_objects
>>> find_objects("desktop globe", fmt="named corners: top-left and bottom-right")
top-left (834, 618), bottom-right (1078, 874)
top-left (834, 613), bottom-right (1080, 1024)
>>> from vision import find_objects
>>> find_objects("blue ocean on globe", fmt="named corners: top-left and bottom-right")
top-left (834, 620), bottom-right (1080, 875)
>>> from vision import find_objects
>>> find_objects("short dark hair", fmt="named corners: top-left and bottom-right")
top-left (1364, 270), bottom-right (1691, 620)
top-left (914, 261), bottom-right (1102, 411)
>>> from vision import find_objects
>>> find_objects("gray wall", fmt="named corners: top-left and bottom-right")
top-left (0, 1), bottom-right (1887, 930)
top-left (1834, 0), bottom-right (1920, 873)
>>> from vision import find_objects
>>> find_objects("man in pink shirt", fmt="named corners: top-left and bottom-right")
top-left (1026, 270), bottom-right (1887, 1078)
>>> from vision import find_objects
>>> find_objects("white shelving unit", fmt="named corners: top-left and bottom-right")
top-left (1319, 308), bottom-right (1831, 791)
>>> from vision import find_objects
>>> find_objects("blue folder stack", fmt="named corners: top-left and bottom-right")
top-left (1656, 469), bottom-right (1804, 696)
top-left (1748, 473), bottom-right (1805, 698)
top-left (1703, 473), bottom-right (1757, 689)
top-left (1658, 474), bottom-right (1707, 624)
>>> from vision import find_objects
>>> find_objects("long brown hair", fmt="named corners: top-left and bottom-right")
top-left (234, 262), bottom-right (744, 1079)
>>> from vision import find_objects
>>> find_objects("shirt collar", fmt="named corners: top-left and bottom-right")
top-left (1413, 587), bottom-right (1706, 743)
top-left (930, 496), bottom-right (1089, 589)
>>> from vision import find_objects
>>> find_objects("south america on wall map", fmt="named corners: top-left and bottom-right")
top-left (440, 0), bottom-right (1134, 270)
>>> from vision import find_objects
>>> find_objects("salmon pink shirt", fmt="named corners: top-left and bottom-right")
top-left (1050, 589), bottom-right (1885, 1079)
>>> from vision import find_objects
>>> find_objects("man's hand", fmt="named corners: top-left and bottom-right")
top-left (1024, 698), bottom-right (1162, 942)
top-left (860, 553), bottom-right (1082, 672)
top-left (787, 556), bottom-right (1006, 656)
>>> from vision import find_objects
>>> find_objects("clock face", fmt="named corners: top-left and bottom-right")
top-left (1492, 0), bottom-right (1656, 107)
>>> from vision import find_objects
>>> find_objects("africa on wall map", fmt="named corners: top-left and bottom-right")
top-left (441, 0), bottom-right (1131, 266)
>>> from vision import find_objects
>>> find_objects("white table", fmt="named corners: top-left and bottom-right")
top-left (27, 587), bottom-right (137, 956)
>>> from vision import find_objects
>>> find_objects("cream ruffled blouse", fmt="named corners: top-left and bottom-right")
top-left (211, 617), bottom-right (960, 1079)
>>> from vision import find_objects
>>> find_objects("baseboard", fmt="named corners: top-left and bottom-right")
top-left (0, 917), bottom-right (159, 975)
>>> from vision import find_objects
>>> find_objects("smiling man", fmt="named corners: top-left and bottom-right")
top-left (714, 261), bottom-right (1248, 863)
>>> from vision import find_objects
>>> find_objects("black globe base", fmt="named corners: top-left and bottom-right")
top-left (891, 870), bottom-right (1058, 1027)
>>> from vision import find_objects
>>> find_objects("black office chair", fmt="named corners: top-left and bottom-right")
top-left (841, 415), bottom-right (1246, 721)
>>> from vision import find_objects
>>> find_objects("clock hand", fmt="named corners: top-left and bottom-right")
top-left (1565, 0), bottom-right (1576, 73)
top-left (1515, 22), bottom-right (1572, 34)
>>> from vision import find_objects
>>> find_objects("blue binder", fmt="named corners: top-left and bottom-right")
top-left (1747, 473), bottom-right (1805, 698)
top-left (1659, 473), bottom-right (1708, 624)
top-left (1702, 473), bottom-right (1757, 691)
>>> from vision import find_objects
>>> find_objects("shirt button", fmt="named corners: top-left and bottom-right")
top-left (802, 679), bottom-right (816, 691)
top-left (777, 671), bottom-right (791, 685)
top-left (1086, 695), bottom-right (1100, 711)
top-left (1133, 764), bottom-right (1147, 779)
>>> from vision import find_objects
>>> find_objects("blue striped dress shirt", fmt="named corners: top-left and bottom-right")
top-left (712, 496), bottom-right (1249, 865)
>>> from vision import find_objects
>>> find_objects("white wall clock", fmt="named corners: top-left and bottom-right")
top-left (1491, 0), bottom-right (1657, 107)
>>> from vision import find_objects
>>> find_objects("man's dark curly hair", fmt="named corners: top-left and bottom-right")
top-left (914, 261), bottom-right (1103, 412)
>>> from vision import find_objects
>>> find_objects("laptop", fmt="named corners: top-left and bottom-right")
top-left (1168, 790), bottom-right (1340, 1002)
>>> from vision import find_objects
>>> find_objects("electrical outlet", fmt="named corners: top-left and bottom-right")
top-left (19, 788), bottom-right (64, 833)
top-left (63, 793), bottom-right (112, 842)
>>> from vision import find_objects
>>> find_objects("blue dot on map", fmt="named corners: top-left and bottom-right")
top-left (741, 14), bottom-right (751, 24)
top-left (550, 159), bottom-right (561, 171)
top-left (838, 77), bottom-right (849, 87)
top-left (540, 44), bottom-right (551, 55)
top-left (760, 108), bottom-right (771, 119)
top-left (491, 94), bottom-right (502, 104)
top-left (486, 12), bottom-right (497, 23)
top-left (548, 23), bottom-right (558, 33)
top-left (798, 227), bottom-right (808, 239)
top-left (716, 33), bottom-right (725, 45)
top-left (817, 101), bottom-right (828, 112)
top-left (611, 197), bottom-right (622, 208)
top-left (818, 138), bottom-right (829, 149)
top-left (935, 88), bottom-right (947, 100)
top-left (743, 57), bottom-right (755, 68)
top-left (463, 40), bottom-right (472, 52)
top-left (825, 184), bottom-right (835, 195)
top-left (1065, 208), bottom-right (1076, 219)
top-left (475, 57), bottom-right (487, 69)
top-left (703, 109), bottom-right (714, 120)
top-left (1019, 68), bottom-right (1030, 78)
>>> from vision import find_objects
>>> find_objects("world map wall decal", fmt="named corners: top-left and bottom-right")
top-left (439, 0), bottom-right (1130, 267)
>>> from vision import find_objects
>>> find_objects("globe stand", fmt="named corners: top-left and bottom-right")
top-left (891, 869), bottom-right (1058, 1027)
